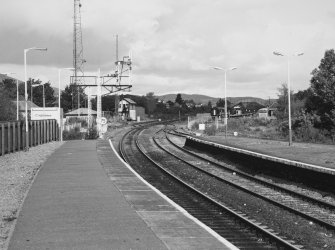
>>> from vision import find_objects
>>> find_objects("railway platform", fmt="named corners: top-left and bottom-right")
top-left (8, 139), bottom-right (234, 250)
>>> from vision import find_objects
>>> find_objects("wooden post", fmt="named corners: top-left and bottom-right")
top-left (13, 122), bottom-right (16, 152)
top-left (41, 121), bottom-right (43, 144)
top-left (52, 120), bottom-right (55, 141)
top-left (37, 121), bottom-right (40, 145)
top-left (1, 124), bottom-right (4, 155)
top-left (8, 122), bottom-right (11, 153)
top-left (17, 122), bottom-right (20, 151)
top-left (29, 121), bottom-right (32, 147)
top-left (47, 120), bottom-right (50, 142)
top-left (45, 120), bottom-right (48, 143)
top-left (41, 120), bottom-right (44, 144)
top-left (56, 121), bottom-right (59, 141)
top-left (22, 121), bottom-right (25, 151)
top-left (34, 121), bottom-right (37, 146)
top-left (53, 120), bottom-right (55, 141)
top-left (44, 120), bottom-right (46, 144)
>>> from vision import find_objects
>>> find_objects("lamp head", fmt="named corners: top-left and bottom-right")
top-left (34, 47), bottom-right (47, 51)
top-left (273, 51), bottom-right (284, 56)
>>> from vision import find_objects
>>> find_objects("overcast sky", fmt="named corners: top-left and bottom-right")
top-left (0, 0), bottom-right (334, 99)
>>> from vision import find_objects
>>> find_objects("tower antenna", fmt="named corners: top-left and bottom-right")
top-left (73, 0), bottom-right (85, 112)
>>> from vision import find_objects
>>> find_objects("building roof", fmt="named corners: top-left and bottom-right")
top-left (65, 108), bottom-right (97, 116)
top-left (121, 98), bottom-right (137, 105)
top-left (13, 100), bottom-right (40, 111)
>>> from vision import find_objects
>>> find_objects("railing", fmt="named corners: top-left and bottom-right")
top-left (0, 119), bottom-right (59, 156)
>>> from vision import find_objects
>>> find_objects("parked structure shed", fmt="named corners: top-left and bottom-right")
top-left (118, 98), bottom-right (146, 121)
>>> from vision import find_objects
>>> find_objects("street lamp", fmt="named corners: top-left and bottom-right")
top-left (24, 47), bottom-right (47, 150)
top-left (1, 72), bottom-right (19, 120)
top-left (212, 66), bottom-right (237, 140)
top-left (58, 67), bottom-right (74, 142)
top-left (273, 51), bottom-right (304, 146)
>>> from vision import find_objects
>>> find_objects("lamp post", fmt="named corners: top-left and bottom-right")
top-left (273, 51), bottom-right (303, 146)
top-left (212, 66), bottom-right (237, 140)
top-left (1, 72), bottom-right (19, 120)
top-left (24, 47), bottom-right (47, 151)
top-left (58, 68), bottom-right (74, 142)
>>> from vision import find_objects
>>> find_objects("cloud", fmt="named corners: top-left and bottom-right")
top-left (0, 0), bottom-right (335, 99)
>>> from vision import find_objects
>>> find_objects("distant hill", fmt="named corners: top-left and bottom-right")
top-left (157, 93), bottom-right (275, 106)
top-left (0, 74), bottom-right (24, 84)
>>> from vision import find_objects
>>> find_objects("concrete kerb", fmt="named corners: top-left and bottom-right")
top-left (187, 136), bottom-right (335, 176)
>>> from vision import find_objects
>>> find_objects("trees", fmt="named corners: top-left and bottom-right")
top-left (216, 98), bottom-right (231, 108)
top-left (31, 81), bottom-right (56, 107)
top-left (1, 78), bottom-right (18, 99)
top-left (275, 49), bottom-right (335, 142)
top-left (276, 83), bottom-right (288, 117)
top-left (216, 98), bottom-right (225, 107)
top-left (175, 93), bottom-right (184, 106)
top-left (145, 92), bottom-right (156, 114)
top-left (310, 49), bottom-right (335, 108)
top-left (309, 49), bottom-right (335, 131)
top-left (60, 84), bottom-right (87, 113)
top-left (0, 80), bottom-right (17, 121)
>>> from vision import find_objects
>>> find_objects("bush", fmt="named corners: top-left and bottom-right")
top-left (62, 127), bottom-right (84, 140)
top-left (65, 117), bottom-right (88, 127)
top-left (227, 118), bottom-right (245, 131)
top-left (85, 127), bottom-right (98, 139)
top-left (191, 121), bottom-right (199, 130)
top-left (204, 124), bottom-right (216, 135)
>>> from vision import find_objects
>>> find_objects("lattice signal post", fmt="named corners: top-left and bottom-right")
top-left (72, 0), bottom-right (132, 135)
top-left (73, 0), bottom-right (86, 111)
top-left (69, 54), bottom-right (132, 134)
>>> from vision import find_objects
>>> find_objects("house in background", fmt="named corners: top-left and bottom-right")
top-left (258, 103), bottom-right (278, 119)
top-left (13, 100), bottom-right (40, 118)
top-left (118, 98), bottom-right (146, 121)
top-left (232, 104), bottom-right (242, 115)
top-left (65, 108), bottom-right (97, 118)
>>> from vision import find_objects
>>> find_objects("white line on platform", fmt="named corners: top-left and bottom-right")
top-left (108, 139), bottom-right (238, 250)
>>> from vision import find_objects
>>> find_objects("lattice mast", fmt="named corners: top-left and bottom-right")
top-left (73, 0), bottom-right (85, 111)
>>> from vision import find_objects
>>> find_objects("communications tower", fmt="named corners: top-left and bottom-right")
top-left (70, 1), bottom-right (132, 134)
top-left (73, 0), bottom-right (85, 110)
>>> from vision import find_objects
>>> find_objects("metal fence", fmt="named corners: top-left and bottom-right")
top-left (0, 119), bottom-right (59, 156)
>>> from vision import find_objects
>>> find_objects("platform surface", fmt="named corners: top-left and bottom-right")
top-left (8, 139), bottom-right (232, 250)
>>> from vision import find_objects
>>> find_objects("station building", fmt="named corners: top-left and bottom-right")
top-left (258, 107), bottom-right (277, 119)
top-left (118, 98), bottom-right (146, 121)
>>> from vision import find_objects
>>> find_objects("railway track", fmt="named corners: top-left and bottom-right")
top-left (160, 129), bottom-right (335, 231)
top-left (119, 125), bottom-right (304, 249)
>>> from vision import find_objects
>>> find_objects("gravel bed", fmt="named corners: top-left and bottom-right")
top-left (141, 129), bottom-right (335, 249)
top-left (105, 126), bottom-right (133, 149)
top-left (184, 146), bottom-right (335, 206)
top-left (0, 141), bottom-right (64, 250)
top-left (147, 144), bottom-right (335, 249)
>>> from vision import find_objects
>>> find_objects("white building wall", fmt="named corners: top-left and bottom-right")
top-left (129, 110), bottom-right (136, 120)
